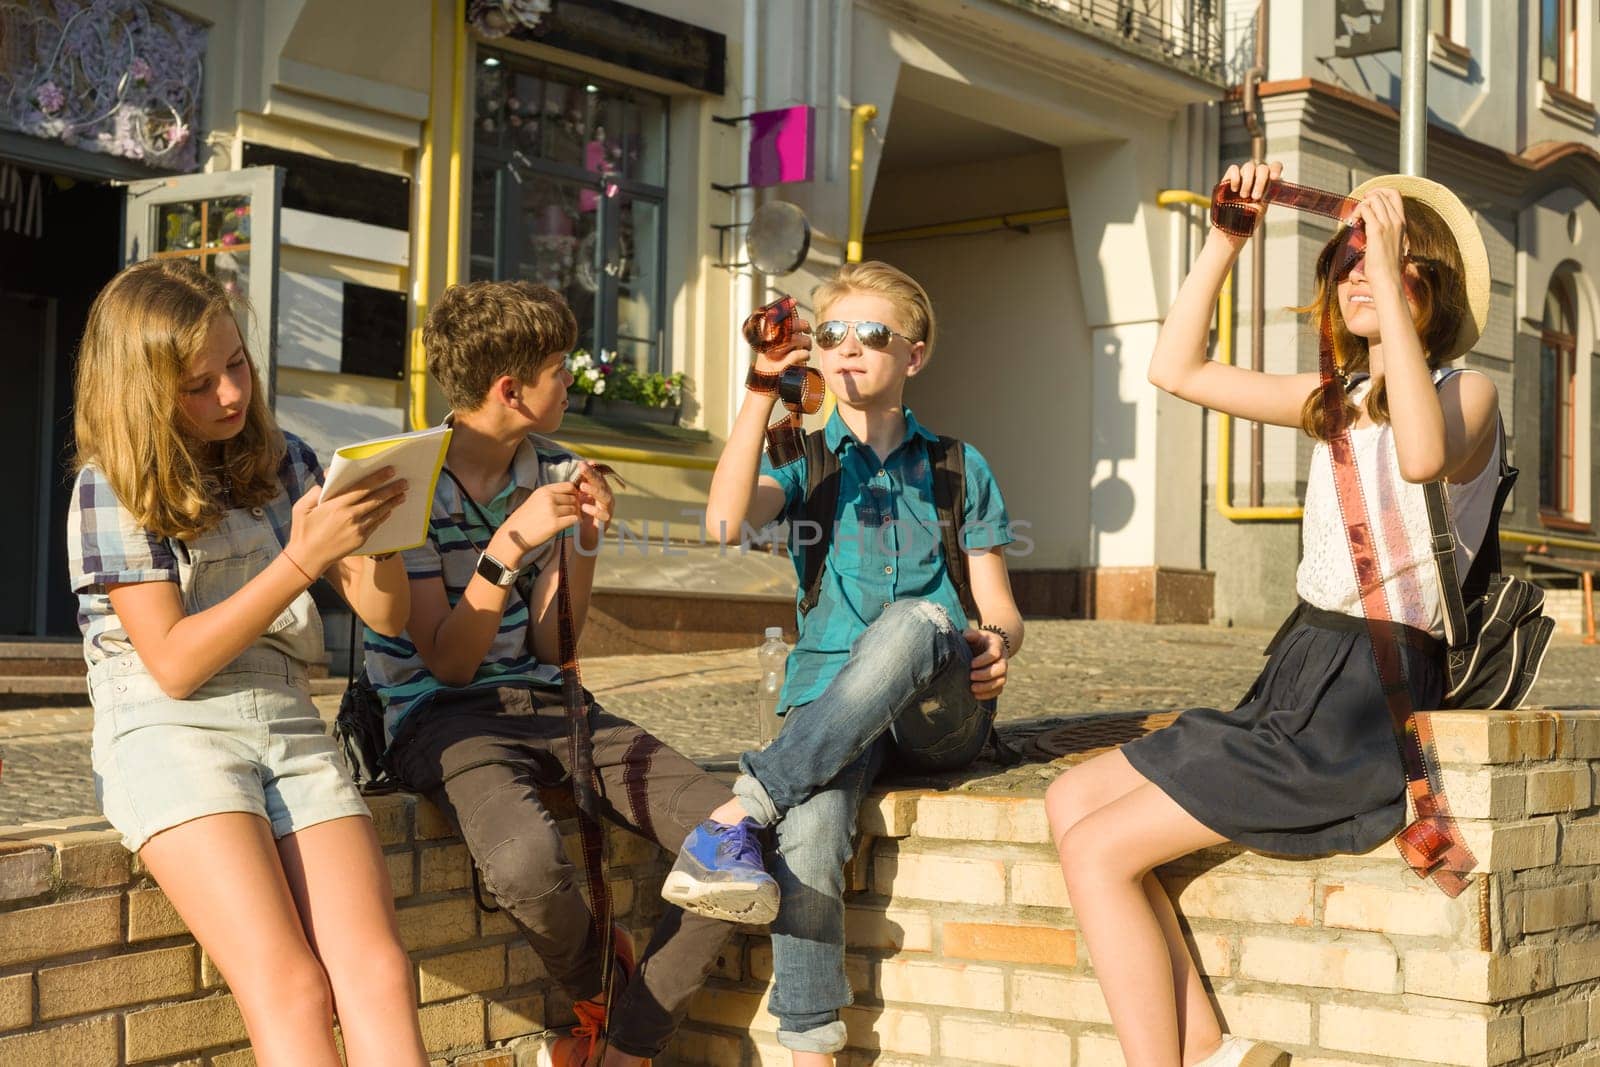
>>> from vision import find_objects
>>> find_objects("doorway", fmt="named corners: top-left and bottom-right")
top-left (0, 162), bottom-right (121, 635)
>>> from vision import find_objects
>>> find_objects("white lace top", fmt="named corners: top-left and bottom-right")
top-left (1295, 373), bottom-right (1501, 638)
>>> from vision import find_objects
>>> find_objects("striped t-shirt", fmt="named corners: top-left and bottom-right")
top-left (366, 429), bottom-right (582, 740)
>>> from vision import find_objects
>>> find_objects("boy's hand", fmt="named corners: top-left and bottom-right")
top-left (572, 461), bottom-right (615, 537)
top-left (752, 318), bottom-right (813, 376)
top-left (493, 481), bottom-right (581, 566)
top-left (964, 628), bottom-right (1008, 701)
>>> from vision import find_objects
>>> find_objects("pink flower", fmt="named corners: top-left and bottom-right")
top-left (130, 57), bottom-right (153, 83)
top-left (221, 233), bottom-right (240, 246)
top-left (36, 82), bottom-right (64, 114)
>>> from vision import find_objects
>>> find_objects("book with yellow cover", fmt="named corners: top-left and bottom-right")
top-left (320, 425), bottom-right (452, 556)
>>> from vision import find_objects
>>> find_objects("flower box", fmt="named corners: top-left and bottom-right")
top-left (583, 396), bottom-right (681, 425)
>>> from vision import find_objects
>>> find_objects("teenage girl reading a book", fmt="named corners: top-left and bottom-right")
top-left (1046, 161), bottom-right (1499, 1067)
top-left (68, 259), bottom-right (428, 1066)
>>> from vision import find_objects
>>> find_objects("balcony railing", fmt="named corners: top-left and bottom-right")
top-left (1024, 0), bottom-right (1229, 83)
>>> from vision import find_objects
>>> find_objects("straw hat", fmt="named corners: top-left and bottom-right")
top-left (1349, 174), bottom-right (1490, 360)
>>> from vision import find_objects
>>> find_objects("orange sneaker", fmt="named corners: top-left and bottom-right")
top-left (537, 927), bottom-right (646, 1067)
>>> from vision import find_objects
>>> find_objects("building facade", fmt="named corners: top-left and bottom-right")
top-left (1, 0), bottom-right (1237, 644)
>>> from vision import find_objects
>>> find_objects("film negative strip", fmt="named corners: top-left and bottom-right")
top-left (742, 295), bottom-right (826, 466)
top-left (1215, 175), bottom-right (1480, 895)
top-left (555, 462), bottom-right (627, 999)
top-left (1212, 176), bottom-right (1370, 309)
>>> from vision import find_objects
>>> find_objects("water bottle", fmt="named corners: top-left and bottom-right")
top-left (756, 626), bottom-right (788, 747)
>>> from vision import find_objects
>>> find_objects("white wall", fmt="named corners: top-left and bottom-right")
top-left (868, 150), bottom-right (1090, 570)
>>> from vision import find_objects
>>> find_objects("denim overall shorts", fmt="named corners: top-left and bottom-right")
top-left (89, 503), bottom-right (369, 853)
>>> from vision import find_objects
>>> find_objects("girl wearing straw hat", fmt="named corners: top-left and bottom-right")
top-left (1045, 161), bottom-right (1496, 1067)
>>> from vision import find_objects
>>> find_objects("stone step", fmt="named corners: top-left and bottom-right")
top-left (0, 640), bottom-right (87, 678)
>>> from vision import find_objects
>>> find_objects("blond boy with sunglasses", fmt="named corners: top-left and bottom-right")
top-left (664, 261), bottom-right (1025, 1064)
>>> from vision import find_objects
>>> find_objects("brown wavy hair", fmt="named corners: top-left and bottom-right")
top-left (813, 260), bottom-right (937, 362)
top-left (1298, 197), bottom-right (1468, 440)
top-left (424, 281), bottom-right (578, 411)
top-left (73, 259), bottom-right (285, 541)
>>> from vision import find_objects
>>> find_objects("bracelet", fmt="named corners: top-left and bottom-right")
top-left (745, 366), bottom-right (781, 396)
top-left (979, 623), bottom-right (1012, 658)
top-left (282, 550), bottom-right (315, 584)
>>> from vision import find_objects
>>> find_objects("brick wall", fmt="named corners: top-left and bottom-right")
top-left (1542, 589), bottom-right (1594, 638)
top-left (7, 709), bottom-right (1600, 1065)
top-left (0, 792), bottom-right (673, 1066)
top-left (666, 709), bottom-right (1600, 1067)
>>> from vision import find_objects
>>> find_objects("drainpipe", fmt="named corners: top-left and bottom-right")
top-left (1241, 0), bottom-right (1268, 506)
top-left (409, 0), bottom-right (441, 430)
top-left (847, 104), bottom-right (877, 263)
top-left (409, 0), bottom-right (467, 429)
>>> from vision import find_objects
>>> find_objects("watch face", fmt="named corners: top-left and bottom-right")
top-left (477, 552), bottom-right (514, 586)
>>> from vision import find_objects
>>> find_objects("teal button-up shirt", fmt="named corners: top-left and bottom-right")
top-left (760, 407), bottom-right (1012, 714)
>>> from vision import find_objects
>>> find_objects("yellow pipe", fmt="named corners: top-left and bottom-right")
top-left (846, 104), bottom-right (876, 264)
top-left (866, 207), bottom-right (1071, 244)
top-left (1501, 529), bottom-right (1600, 554)
top-left (446, 0), bottom-right (467, 290)
top-left (1158, 190), bottom-right (1303, 522)
top-left (407, 0), bottom-right (442, 430)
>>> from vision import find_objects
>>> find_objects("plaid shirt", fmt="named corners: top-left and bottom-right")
top-left (760, 407), bottom-right (1012, 714)
top-left (67, 433), bottom-right (324, 666)
top-left (366, 428), bottom-right (582, 740)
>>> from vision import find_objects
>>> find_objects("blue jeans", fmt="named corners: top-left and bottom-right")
top-left (765, 739), bottom-right (889, 1053)
top-left (733, 599), bottom-right (992, 1051)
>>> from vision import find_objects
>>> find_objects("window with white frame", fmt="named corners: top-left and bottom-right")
top-left (470, 48), bottom-right (669, 373)
top-left (1539, 276), bottom-right (1581, 519)
top-left (1540, 0), bottom-right (1583, 96)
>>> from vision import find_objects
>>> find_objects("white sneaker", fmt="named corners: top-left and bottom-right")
top-left (1197, 1035), bottom-right (1290, 1067)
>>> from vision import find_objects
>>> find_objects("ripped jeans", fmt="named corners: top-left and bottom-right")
top-left (734, 599), bottom-right (992, 1052)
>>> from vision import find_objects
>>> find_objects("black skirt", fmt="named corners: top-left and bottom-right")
top-left (1122, 605), bottom-right (1444, 857)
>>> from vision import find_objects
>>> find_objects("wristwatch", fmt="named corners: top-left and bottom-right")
top-left (475, 551), bottom-right (522, 587)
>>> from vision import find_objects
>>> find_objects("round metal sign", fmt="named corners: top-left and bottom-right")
top-left (746, 201), bottom-right (811, 276)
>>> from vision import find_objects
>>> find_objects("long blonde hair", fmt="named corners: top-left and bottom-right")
top-left (73, 259), bottom-right (285, 541)
top-left (813, 260), bottom-right (937, 361)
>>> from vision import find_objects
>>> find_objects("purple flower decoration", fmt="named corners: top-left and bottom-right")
top-left (129, 57), bottom-right (153, 83)
top-left (36, 82), bottom-right (65, 114)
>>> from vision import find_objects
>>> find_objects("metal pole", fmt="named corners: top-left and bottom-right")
top-left (1399, 0), bottom-right (1428, 175)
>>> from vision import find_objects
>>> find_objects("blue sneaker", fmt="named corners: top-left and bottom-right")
top-left (662, 818), bottom-right (780, 924)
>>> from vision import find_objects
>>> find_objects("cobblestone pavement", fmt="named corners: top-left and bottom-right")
top-left (3, 621), bottom-right (1597, 828)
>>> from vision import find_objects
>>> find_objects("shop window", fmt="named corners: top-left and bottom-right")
top-left (471, 49), bottom-right (668, 373)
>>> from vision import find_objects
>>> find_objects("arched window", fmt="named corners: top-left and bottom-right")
top-left (1539, 277), bottom-right (1579, 517)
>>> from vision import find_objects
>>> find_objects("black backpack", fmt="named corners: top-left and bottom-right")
top-left (332, 614), bottom-right (398, 793)
top-left (795, 429), bottom-right (1019, 767)
top-left (1422, 390), bottom-right (1555, 708)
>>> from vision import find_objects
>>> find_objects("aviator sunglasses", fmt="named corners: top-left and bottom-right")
top-left (814, 319), bottom-right (915, 350)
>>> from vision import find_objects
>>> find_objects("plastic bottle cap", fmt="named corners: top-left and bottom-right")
top-left (764, 627), bottom-right (784, 640)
